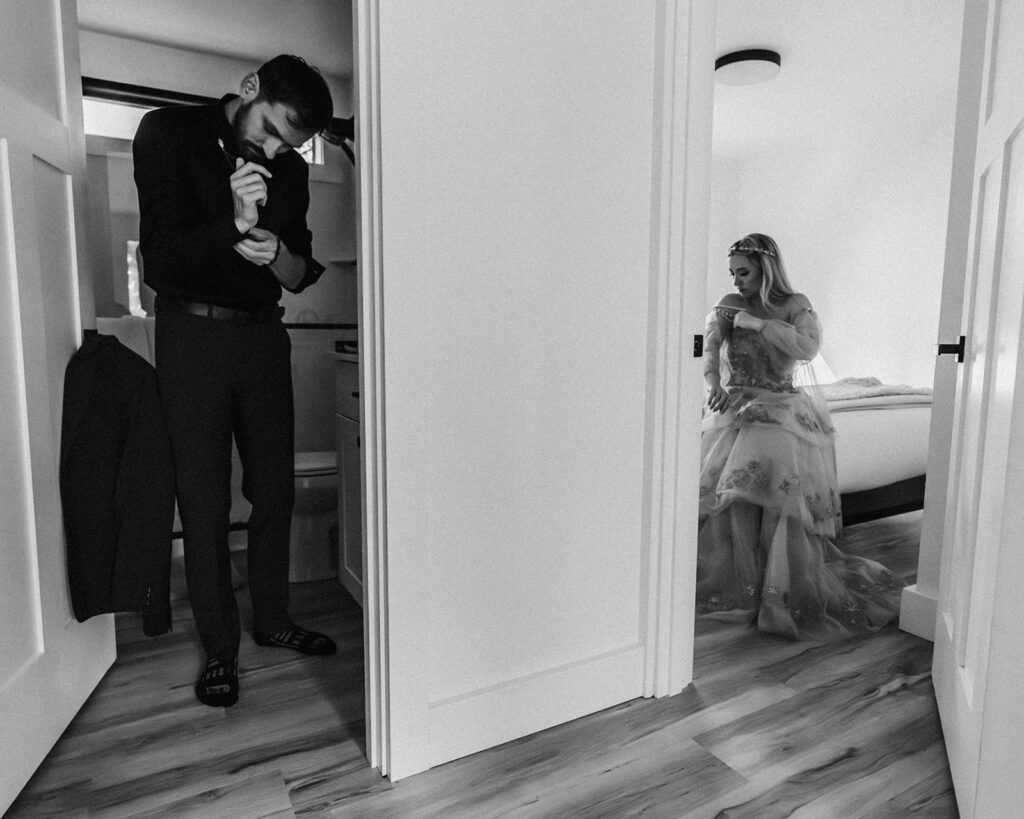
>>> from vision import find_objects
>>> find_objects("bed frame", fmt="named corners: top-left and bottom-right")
top-left (840, 474), bottom-right (926, 527)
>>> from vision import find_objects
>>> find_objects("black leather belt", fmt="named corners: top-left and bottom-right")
top-left (157, 296), bottom-right (283, 325)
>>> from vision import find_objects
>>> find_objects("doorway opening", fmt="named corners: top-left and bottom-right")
top-left (76, 57), bottom-right (374, 783)
top-left (700, 0), bottom-right (963, 645)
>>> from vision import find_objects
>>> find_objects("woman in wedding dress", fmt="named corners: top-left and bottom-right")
top-left (697, 233), bottom-right (903, 640)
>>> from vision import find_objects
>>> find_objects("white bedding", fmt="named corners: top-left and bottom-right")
top-left (828, 389), bottom-right (932, 494)
top-left (820, 376), bottom-right (932, 404)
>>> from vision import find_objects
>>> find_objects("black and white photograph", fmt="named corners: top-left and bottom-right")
top-left (0, 1), bottom-right (1013, 816)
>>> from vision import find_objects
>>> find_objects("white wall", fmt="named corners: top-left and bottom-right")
top-left (707, 154), bottom-right (742, 299)
top-left (708, 4), bottom-right (962, 387)
top-left (709, 134), bottom-right (955, 386)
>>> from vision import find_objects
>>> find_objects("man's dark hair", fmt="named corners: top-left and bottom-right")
top-left (257, 54), bottom-right (333, 135)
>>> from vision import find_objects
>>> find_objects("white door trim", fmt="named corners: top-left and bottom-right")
top-left (900, 0), bottom-right (987, 642)
top-left (642, 0), bottom-right (713, 697)
top-left (353, 0), bottom-right (391, 776)
top-left (353, 0), bottom-right (712, 777)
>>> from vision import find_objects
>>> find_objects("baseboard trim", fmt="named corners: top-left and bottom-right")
top-left (427, 645), bottom-right (645, 767)
top-left (899, 584), bottom-right (936, 642)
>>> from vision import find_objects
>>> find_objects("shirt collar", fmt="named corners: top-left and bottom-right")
top-left (216, 94), bottom-right (240, 160)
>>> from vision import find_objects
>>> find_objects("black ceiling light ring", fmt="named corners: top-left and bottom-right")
top-left (714, 49), bottom-right (782, 85)
top-left (715, 49), bottom-right (781, 72)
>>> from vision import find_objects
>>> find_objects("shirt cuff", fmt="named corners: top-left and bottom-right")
top-left (224, 216), bottom-right (250, 247)
top-left (286, 256), bottom-right (327, 294)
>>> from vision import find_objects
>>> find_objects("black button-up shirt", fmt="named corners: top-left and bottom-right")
top-left (133, 95), bottom-right (322, 310)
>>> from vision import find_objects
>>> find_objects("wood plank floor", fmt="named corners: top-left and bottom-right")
top-left (8, 511), bottom-right (958, 818)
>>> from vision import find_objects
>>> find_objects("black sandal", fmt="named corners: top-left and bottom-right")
top-left (253, 625), bottom-right (337, 656)
top-left (194, 655), bottom-right (239, 708)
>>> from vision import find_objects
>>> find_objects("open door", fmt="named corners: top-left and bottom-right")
top-left (0, 0), bottom-right (115, 812)
top-left (354, 0), bottom-right (713, 780)
top-left (933, 0), bottom-right (1024, 815)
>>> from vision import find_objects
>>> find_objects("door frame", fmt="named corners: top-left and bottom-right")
top-left (899, 0), bottom-right (987, 643)
top-left (353, 0), bottom-right (712, 779)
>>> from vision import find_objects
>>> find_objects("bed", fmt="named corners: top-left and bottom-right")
top-left (823, 377), bottom-right (932, 526)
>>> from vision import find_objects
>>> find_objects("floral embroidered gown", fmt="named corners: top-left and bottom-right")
top-left (697, 296), bottom-right (903, 640)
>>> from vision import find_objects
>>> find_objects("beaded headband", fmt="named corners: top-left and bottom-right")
top-left (729, 243), bottom-right (777, 259)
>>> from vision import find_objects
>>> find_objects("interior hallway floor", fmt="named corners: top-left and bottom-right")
top-left (7, 510), bottom-right (958, 818)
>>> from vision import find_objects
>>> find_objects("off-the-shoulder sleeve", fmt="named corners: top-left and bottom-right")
top-left (760, 298), bottom-right (821, 361)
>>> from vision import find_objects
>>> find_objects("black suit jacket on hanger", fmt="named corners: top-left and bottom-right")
top-left (60, 333), bottom-right (175, 636)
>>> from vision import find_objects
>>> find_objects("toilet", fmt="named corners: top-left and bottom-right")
top-left (289, 450), bottom-right (339, 582)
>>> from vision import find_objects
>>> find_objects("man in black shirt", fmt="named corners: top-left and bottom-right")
top-left (133, 55), bottom-right (336, 708)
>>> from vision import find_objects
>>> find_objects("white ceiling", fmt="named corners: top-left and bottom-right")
top-left (75, 0), bottom-right (354, 78)
top-left (713, 0), bottom-right (964, 158)
top-left (75, 1), bottom-right (963, 158)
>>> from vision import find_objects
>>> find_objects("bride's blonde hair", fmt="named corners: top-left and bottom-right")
top-left (728, 233), bottom-right (795, 312)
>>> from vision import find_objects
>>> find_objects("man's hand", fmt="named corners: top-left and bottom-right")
top-left (234, 227), bottom-right (280, 266)
top-left (230, 157), bottom-right (272, 233)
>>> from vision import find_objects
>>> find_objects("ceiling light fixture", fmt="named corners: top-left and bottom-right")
top-left (714, 49), bottom-right (781, 86)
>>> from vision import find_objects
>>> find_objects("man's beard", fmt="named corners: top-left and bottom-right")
top-left (231, 100), bottom-right (263, 162)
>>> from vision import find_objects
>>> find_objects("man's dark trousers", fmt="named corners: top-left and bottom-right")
top-left (155, 303), bottom-right (295, 659)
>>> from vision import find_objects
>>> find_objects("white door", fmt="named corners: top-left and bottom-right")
top-left (354, 0), bottom-right (712, 780)
top-left (0, 0), bottom-right (114, 812)
top-left (932, 1), bottom-right (1024, 816)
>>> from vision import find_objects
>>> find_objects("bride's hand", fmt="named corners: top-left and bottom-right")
top-left (733, 311), bottom-right (765, 331)
top-left (707, 383), bottom-right (730, 413)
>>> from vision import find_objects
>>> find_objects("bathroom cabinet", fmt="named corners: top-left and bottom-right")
top-left (335, 355), bottom-right (363, 607)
